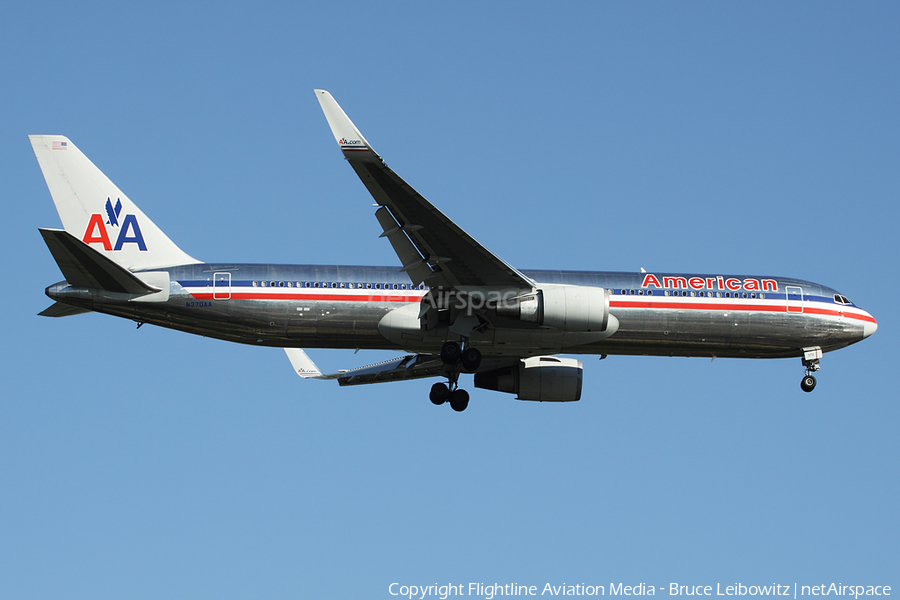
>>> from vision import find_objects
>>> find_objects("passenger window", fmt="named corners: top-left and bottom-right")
top-left (340, 283), bottom-right (346, 289)
top-left (252, 281), bottom-right (258, 287)
top-left (367, 283), bottom-right (372, 289)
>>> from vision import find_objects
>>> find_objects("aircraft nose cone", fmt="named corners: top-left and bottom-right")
top-left (862, 312), bottom-right (878, 339)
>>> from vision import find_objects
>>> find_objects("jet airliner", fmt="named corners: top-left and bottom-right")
top-left (33, 90), bottom-right (877, 412)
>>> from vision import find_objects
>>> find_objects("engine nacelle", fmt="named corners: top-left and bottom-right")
top-left (496, 285), bottom-right (610, 332)
top-left (474, 356), bottom-right (583, 402)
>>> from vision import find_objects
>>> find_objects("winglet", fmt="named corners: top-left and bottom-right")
top-left (284, 348), bottom-right (336, 380)
top-left (314, 89), bottom-right (381, 163)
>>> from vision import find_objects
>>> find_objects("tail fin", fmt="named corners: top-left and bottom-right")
top-left (30, 135), bottom-right (200, 270)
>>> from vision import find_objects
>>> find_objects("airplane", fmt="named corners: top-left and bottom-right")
top-left (32, 90), bottom-right (877, 412)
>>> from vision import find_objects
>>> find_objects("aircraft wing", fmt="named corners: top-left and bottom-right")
top-left (315, 89), bottom-right (533, 291)
top-left (285, 348), bottom-right (448, 386)
top-left (285, 348), bottom-right (517, 387)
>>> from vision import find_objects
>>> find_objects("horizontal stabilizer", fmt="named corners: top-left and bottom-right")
top-left (38, 302), bottom-right (92, 317)
top-left (40, 228), bottom-right (159, 295)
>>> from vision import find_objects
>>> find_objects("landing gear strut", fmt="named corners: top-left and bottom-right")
top-left (800, 347), bottom-right (822, 393)
top-left (431, 340), bottom-right (480, 412)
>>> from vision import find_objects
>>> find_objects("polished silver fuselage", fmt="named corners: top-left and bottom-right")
top-left (46, 264), bottom-right (874, 361)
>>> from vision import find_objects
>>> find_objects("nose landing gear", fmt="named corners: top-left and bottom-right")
top-left (800, 374), bottom-right (817, 393)
top-left (800, 347), bottom-right (822, 393)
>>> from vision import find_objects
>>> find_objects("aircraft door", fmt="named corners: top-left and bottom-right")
top-left (213, 272), bottom-right (231, 300)
top-left (786, 286), bottom-right (804, 313)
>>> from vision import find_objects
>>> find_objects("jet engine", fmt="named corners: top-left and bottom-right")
top-left (495, 285), bottom-right (610, 332)
top-left (474, 356), bottom-right (583, 401)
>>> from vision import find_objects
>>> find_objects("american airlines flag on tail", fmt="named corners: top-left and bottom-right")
top-left (52, 141), bottom-right (67, 150)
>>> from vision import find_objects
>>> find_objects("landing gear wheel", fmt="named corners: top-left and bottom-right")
top-left (440, 341), bottom-right (461, 364)
top-left (430, 382), bottom-right (450, 405)
top-left (800, 375), bottom-right (817, 393)
top-left (448, 389), bottom-right (470, 412)
top-left (460, 347), bottom-right (482, 372)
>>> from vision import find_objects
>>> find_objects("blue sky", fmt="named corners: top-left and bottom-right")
top-left (1, 2), bottom-right (898, 598)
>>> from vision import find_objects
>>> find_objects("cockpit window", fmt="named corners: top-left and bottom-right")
top-left (834, 294), bottom-right (854, 305)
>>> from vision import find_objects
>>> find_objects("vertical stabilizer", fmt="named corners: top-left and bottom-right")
top-left (31, 135), bottom-right (200, 270)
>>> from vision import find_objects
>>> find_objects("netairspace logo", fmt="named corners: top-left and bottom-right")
top-left (387, 582), bottom-right (892, 600)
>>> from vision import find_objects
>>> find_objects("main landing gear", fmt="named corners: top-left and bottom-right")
top-left (440, 340), bottom-right (482, 371)
top-left (800, 347), bottom-right (822, 393)
top-left (430, 340), bottom-right (482, 412)
top-left (429, 381), bottom-right (469, 412)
